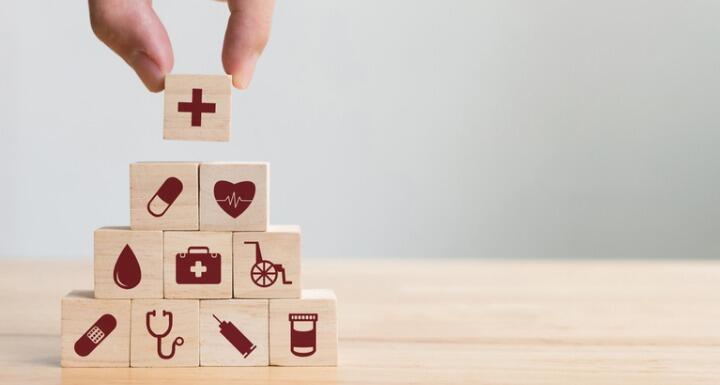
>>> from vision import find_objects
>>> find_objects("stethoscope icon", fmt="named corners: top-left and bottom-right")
top-left (146, 310), bottom-right (184, 360)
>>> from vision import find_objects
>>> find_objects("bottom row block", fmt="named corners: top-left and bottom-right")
top-left (201, 299), bottom-right (269, 366)
top-left (61, 289), bottom-right (337, 367)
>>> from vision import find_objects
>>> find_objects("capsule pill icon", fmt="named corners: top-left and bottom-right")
top-left (147, 177), bottom-right (183, 217)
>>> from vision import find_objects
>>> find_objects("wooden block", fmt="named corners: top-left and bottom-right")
top-left (163, 74), bottom-right (231, 142)
top-left (269, 289), bottom-right (338, 366)
top-left (130, 162), bottom-right (199, 231)
top-left (233, 225), bottom-right (301, 299)
top-left (164, 231), bottom-right (233, 299)
top-left (94, 227), bottom-right (163, 299)
top-left (61, 290), bottom-right (131, 367)
top-left (199, 162), bottom-right (268, 231)
top-left (130, 299), bottom-right (199, 367)
top-left (200, 299), bottom-right (269, 366)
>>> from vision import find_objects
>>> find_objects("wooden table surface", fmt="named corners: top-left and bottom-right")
top-left (1, 258), bottom-right (719, 384)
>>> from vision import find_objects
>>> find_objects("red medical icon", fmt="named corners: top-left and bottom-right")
top-left (289, 313), bottom-right (318, 357)
top-left (74, 314), bottom-right (117, 357)
top-left (214, 180), bottom-right (255, 218)
top-left (212, 314), bottom-right (256, 358)
top-left (113, 244), bottom-right (141, 290)
top-left (177, 88), bottom-right (216, 127)
top-left (245, 241), bottom-right (292, 288)
top-left (176, 246), bottom-right (221, 284)
top-left (147, 176), bottom-right (183, 217)
top-left (146, 310), bottom-right (184, 360)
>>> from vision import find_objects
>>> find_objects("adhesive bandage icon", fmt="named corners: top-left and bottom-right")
top-left (147, 177), bottom-right (183, 217)
top-left (74, 314), bottom-right (117, 357)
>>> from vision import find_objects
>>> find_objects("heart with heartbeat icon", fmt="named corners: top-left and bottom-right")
top-left (214, 180), bottom-right (256, 218)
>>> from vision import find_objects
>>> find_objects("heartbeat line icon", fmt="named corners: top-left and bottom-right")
top-left (216, 192), bottom-right (252, 208)
top-left (214, 180), bottom-right (256, 218)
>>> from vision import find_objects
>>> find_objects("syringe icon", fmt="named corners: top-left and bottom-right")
top-left (212, 314), bottom-right (257, 358)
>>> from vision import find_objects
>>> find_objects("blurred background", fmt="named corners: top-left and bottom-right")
top-left (1, 1), bottom-right (719, 259)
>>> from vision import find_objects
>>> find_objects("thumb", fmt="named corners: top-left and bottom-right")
top-left (222, 0), bottom-right (275, 89)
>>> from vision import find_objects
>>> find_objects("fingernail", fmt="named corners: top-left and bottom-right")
top-left (129, 51), bottom-right (165, 92)
top-left (232, 53), bottom-right (259, 89)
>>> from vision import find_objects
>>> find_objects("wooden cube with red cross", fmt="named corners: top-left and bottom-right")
top-left (163, 74), bottom-right (232, 142)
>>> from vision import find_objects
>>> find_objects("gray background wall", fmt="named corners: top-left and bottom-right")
top-left (1, 1), bottom-right (719, 259)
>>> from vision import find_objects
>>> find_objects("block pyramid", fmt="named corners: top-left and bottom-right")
top-left (60, 75), bottom-right (338, 368)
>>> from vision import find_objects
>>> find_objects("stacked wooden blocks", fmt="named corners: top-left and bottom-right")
top-left (61, 75), bottom-right (338, 368)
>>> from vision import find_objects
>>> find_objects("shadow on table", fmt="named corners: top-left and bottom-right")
top-left (61, 367), bottom-right (339, 385)
top-left (3, 334), bottom-right (60, 367)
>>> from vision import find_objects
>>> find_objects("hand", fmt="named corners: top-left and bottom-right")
top-left (88, 0), bottom-right (275, 92)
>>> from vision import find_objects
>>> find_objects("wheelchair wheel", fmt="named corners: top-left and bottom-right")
top-left (251, 261), bottom-right (278, 287)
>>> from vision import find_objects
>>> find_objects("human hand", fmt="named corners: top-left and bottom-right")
top-left (88, 0), bottom-right (275, 92)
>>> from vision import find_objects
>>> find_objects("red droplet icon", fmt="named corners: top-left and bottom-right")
top-left (113, 244), bottom-right (141, 289)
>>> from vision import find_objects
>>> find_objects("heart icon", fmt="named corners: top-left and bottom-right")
top-left (214, 180), bottom-right (256, 218)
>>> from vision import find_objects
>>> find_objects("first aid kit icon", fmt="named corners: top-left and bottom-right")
top-left (176, 246), bottom-right (221, 284)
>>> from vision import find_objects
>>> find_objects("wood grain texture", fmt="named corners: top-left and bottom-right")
top-left (130, 162), bottom-right (200, 231)
top-left (3, 258), bottom-right (720, 384)
top-left (163, 74), bottom-right (231, 142)
top-left (269, 289), bottom-right (337, 366)
top-left (199, 162), bottom-right (268, 232)
top-left (234, 225), bottom-right (301, 299)
top-left (61, 291), bottom-right (131, 367)
top-left (200, 299), bottom-right (269, 366)
top-left (163, 232), bottom-right (233, 299)
top-left (93, 227), bottom-right (163, 299)
top-left (130, 299), bottom-right (199, 367)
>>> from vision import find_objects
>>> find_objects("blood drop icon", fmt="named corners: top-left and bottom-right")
top-left (113, 244), bottom-right (141, 289)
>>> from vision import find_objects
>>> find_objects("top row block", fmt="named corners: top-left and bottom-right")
top-left (164, 74), bottom-right (232, 142)
top-left (131, 162), bottom-right (268, 232)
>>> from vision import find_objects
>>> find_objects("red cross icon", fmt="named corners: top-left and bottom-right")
top-left (189, 260), bottom-right (207, 278)
top-left (177, 88), bottom-right (216, 127)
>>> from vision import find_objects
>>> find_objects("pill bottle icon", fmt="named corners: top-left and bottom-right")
top-left (289, 313), bottom-right (318, 357)
top-left (147, 177), bottom-right (183, 217)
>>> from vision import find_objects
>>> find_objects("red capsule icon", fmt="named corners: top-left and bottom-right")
top-left (147, 177), bottom-right (183, 217)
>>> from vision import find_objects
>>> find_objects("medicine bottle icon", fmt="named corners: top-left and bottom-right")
top-left (289, 313), bottom-right (318, 357)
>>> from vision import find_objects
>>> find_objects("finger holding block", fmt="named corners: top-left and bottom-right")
top-left (61, 290), bottom-right (131, 367)
top-left (163, 74), bottom-right (232, 142)
top-left (269, 289), bottom-right (338, 366)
